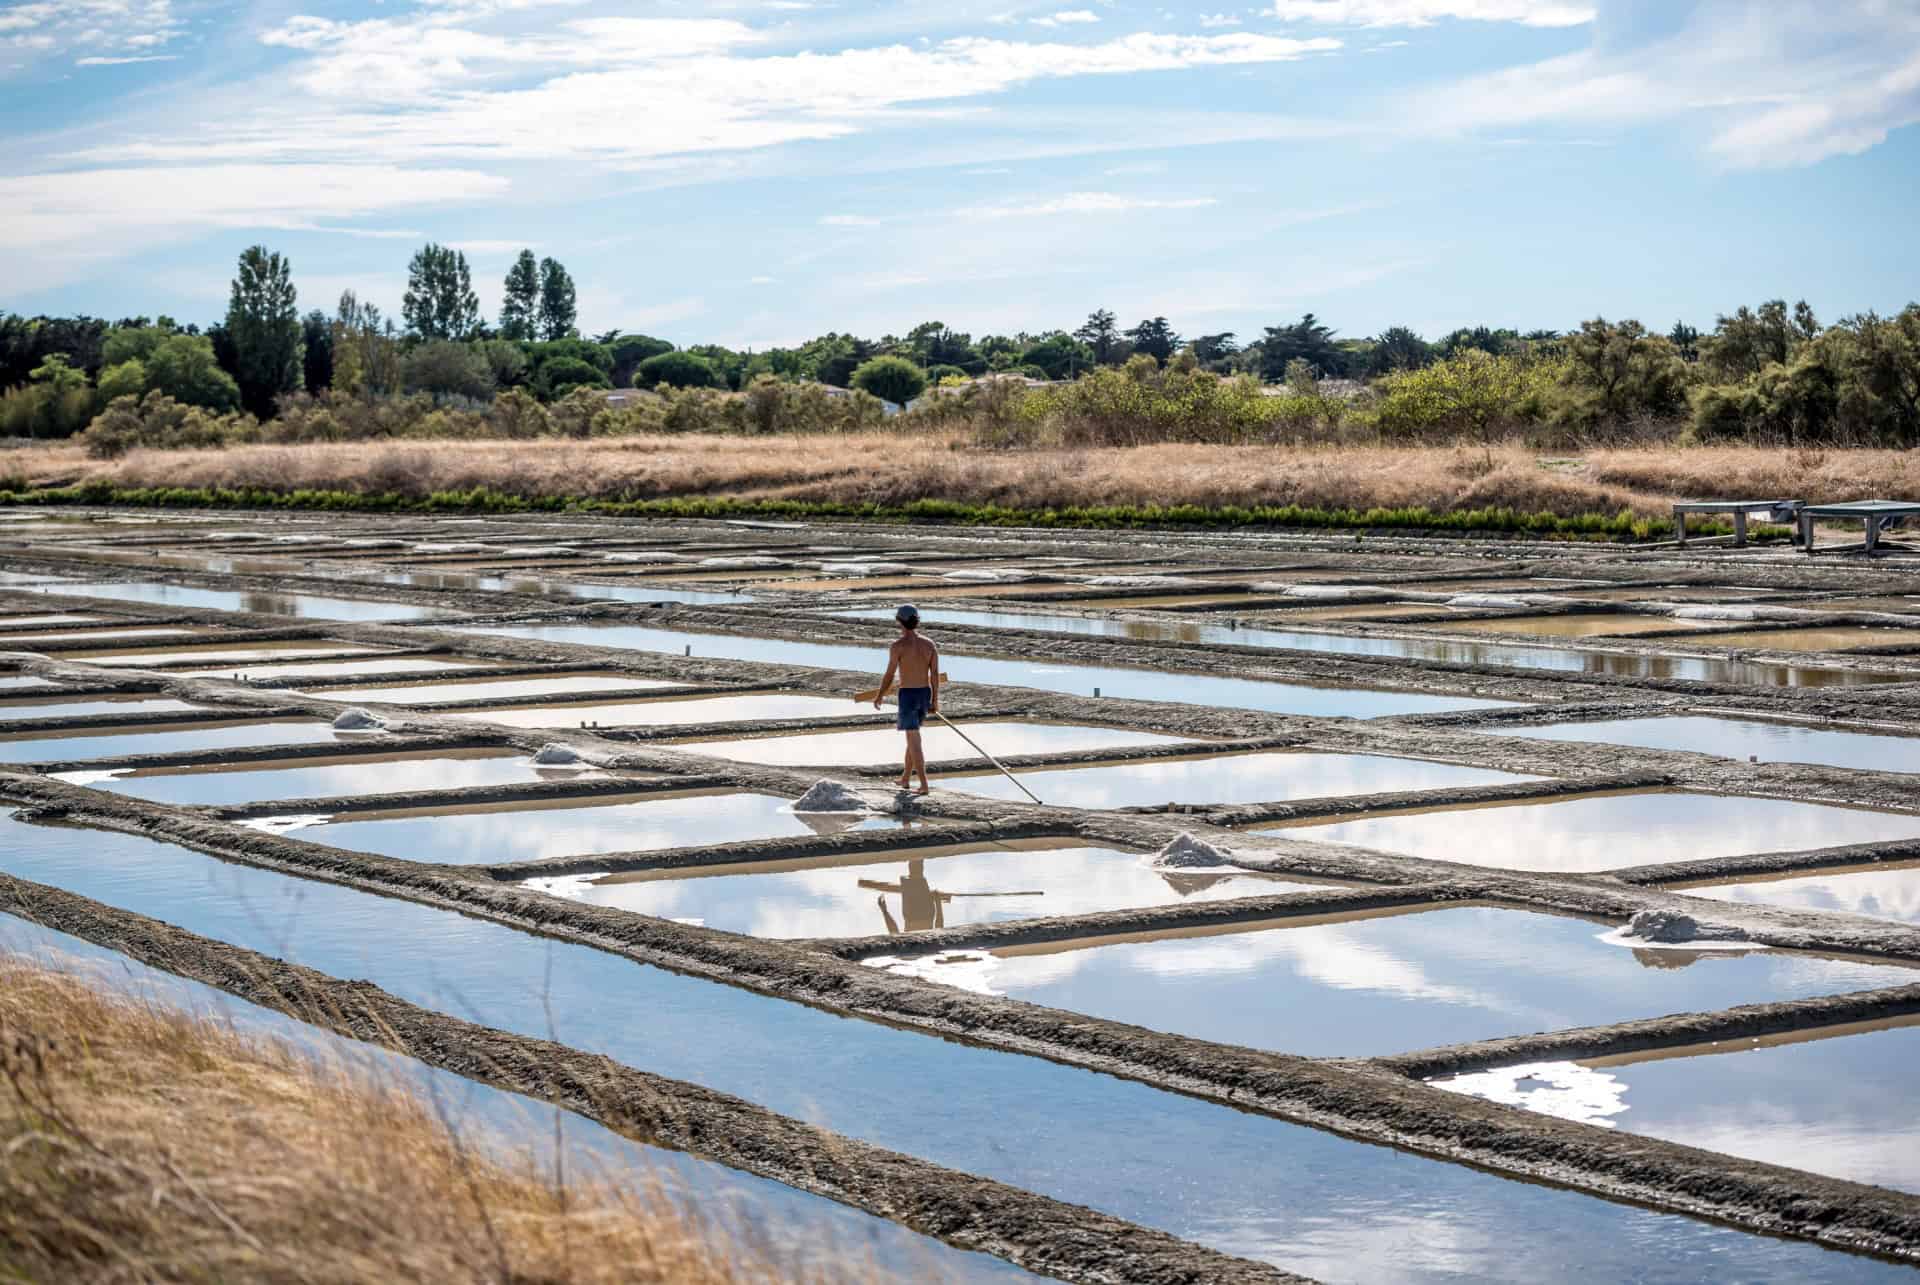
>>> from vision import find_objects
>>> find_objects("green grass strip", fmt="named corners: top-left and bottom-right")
top-left (0, 481), bottom-right (1783, 543)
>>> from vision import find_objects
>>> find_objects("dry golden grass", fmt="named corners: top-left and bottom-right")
top-left (0, 956), bottom-right (870, 1284)
top-left (9, 436), bottom-right (1920, 519)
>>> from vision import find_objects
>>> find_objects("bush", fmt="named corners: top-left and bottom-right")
top-left (535, 356), bottom-right (610, 400)
top-left (635, 350), bottom-right (719, 390)
top-left (996, 363), bottom-right (1337, 447)
top-left (0, 383), bottom-right (93, 438)
top-left (850, 355), bottom-right (927, 406)
top-left (1368, 351), bottom-right (1552, 443)
top-left (402, 341), bottom-right (495, 401)
top-left (77, 392), bottom-right (255, 458)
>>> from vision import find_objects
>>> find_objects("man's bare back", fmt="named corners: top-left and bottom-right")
top-left (890, 633), bottom-right (939, 688)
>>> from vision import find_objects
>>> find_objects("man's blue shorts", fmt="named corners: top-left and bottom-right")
top-left (896, 686), bottom-right (932, 731)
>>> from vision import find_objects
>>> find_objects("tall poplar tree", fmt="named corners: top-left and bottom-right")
top-left (225, 245), bottom-right (302, 418)
top-left (500, 249), bottom-right (539, 341)
top-left (402, 243), bottom-right (480, 340)
top-left (537, 256), bottom-right (577, 341)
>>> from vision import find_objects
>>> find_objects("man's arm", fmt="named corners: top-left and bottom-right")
top-left (873, 644), bottom-right (900, 710)
top-left (927, 643), bottom-right (941, 714)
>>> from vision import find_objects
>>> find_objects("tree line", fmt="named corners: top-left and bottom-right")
top-left (3, 240), bottom-right (1916, 446)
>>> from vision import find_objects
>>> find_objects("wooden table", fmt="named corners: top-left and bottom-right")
top-left (1800, 501), bottom-right (1920, 555)
top-left (1670, 499), bottom-right (1801, 547)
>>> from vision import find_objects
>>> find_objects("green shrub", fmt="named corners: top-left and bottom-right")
top-left (535, 356), bottom-right (610, 400)
top-left (634, 351), bottom-right (719, 390)
top-left (850, 355), bottom-right (928, 406)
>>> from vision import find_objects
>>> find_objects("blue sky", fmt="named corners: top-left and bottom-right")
top-left (2, 0), bottom-right (1916, 348)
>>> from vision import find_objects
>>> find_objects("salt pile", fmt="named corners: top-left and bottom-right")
top-left (1446, 594), bottom-right (1533, 609)
top-left (1080, 575), bottom-right (1209, 589)
top-left (792, 779), bottom-right (869, 813)
top-left (603, 551), bottom-right (684, 564)
top-left (1621, 908), bottom-right (1749, 945)
top-left (1673, 606), bottom-right (1759, 622)
top-left (1267, 584), bottom-right (1382, 598)
top-left (1151, 832), bottom-right (1236, 869)
top-left (331, 708), bottom-right (388, 731)
top-left (532, 743), bottom-right (600, 767)
top-left (941, 568), bottom-right (1035, 583)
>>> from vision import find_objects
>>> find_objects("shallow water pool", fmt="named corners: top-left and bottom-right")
top-left (532, 839), bottom-right (1323, 938)
top-left (0, 694), bottom-right (210, 723)
top-left (675, 721), bottom-right (1192, 768)
top-left (452, 692), bottom-right (870, 730)
top-left (0, 813), bottom-right (1899, 1283)
top-left (0, 718), bottom-right (346, 764)
top-left (938, 750), bottom-right (1537, 809)
top-left (71, 747), bottom-right (597, 808)
top-left (37, 581), bottom-right (450, 621)
top-left (1491, 715), bottom-right (1920, 774)
top-left (454, 623), bottom-right (1512, 717)
top-left (873, 905), bottom-right (1915, 1057)
top-left (1680, 862), bottom-right (1920, 927)
top-left (1262, 790), bottom-right (1920, 873)
top-left (322, 673), bottom-right (682, 705)
top-left (1677, 626), bottom-right (1920, 652)
top-left (1433, 1018), bottom-right (1920, 1195)
top-left (283, 789), bottom-right (905, 864)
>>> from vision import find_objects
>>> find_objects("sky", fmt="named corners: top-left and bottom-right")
top-left (1, 0), bottom-right (1917, 349)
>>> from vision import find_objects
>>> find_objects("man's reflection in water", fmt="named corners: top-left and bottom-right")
top-left (861, 860), bottom-right (952, 934)
top-left (859, 859), bottom-right (1043, 934)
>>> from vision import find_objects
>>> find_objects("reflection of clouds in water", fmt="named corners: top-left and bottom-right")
top-left (306, 794), bottom-right (896, 864)
top-left (118, 757), bottom-right (556, 806)
top-left (1197, 1198), bottom-right (1499, 1285)
top-left (325, 676), bottom-right (674, 704)
top-left (547, 847), bottom-right (1305, 940)
top-left (865, 951), bottom-right (1000, 995)
top-left (1694, 869), bottom-right (1920, 926)
top-left (948, 752), bottom-right (1529, 809)
top-left (1621, 1101), bottom-right (1920, 1195)
top-left (459, 694), bottom-right (860, 730)
top-left (1432, 1062), bottom-right (1629, 1129)
top-left (1503, 716), bottom-right (1920, 775)
top-left (1292, 794), bottom-right (1920, 874)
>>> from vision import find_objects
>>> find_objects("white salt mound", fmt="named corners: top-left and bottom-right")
top-left (792, 780), bottom-right (869, 813)
top-left (531, 743), bottom-right (595, 767)
top-left (1446, 594), bottom-right (1533, 609)
top-left (603, 551), bottom-right (684, 564)
top-left (941, 568), bottom-right (1035, 583)
top-left (1622, 909), bottom-right (1749, 945)
top-left (1152, 832), bottom-right (1236, 869)
top-left (698, 555), bottom-right (785, 568)
top-left (1081, 575), bottom-right (1208, 589)
top-left (1672, 605), bottom-right (1758, 622)
top-left (331, 708), bottom-right (388, 731)
top-left (1274, 584), bottom-right (1382, 598)
top-left (499, 545), bottom-right (577, 557)
top-left (413, 541), bottom-right (489, 554)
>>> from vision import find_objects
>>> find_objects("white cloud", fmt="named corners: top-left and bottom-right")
top-left (0, 163), bottom-right (508, 293)
top-left (76, 29), bottom-right (1343, 168)
top-left (1410, 0), bottom-right (1920, 169)
top-left (820, 213), bottom-right (884, 226)
top-left (1030, 9), bottom-right (1100, 26)
top-left (76, 54), bottom-right (180, 66)
top-left (955, 191), bottom-right (1217, 218)
top-left (1269, 0), bottom-right (1594, 26)
top-left (1199, 13), bottom-right (1242, 27)
top-left (1, 0), bottom-right (184, 72)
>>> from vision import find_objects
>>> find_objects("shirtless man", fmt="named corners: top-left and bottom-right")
top-left (872, 604), bottom-right (940, 794)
